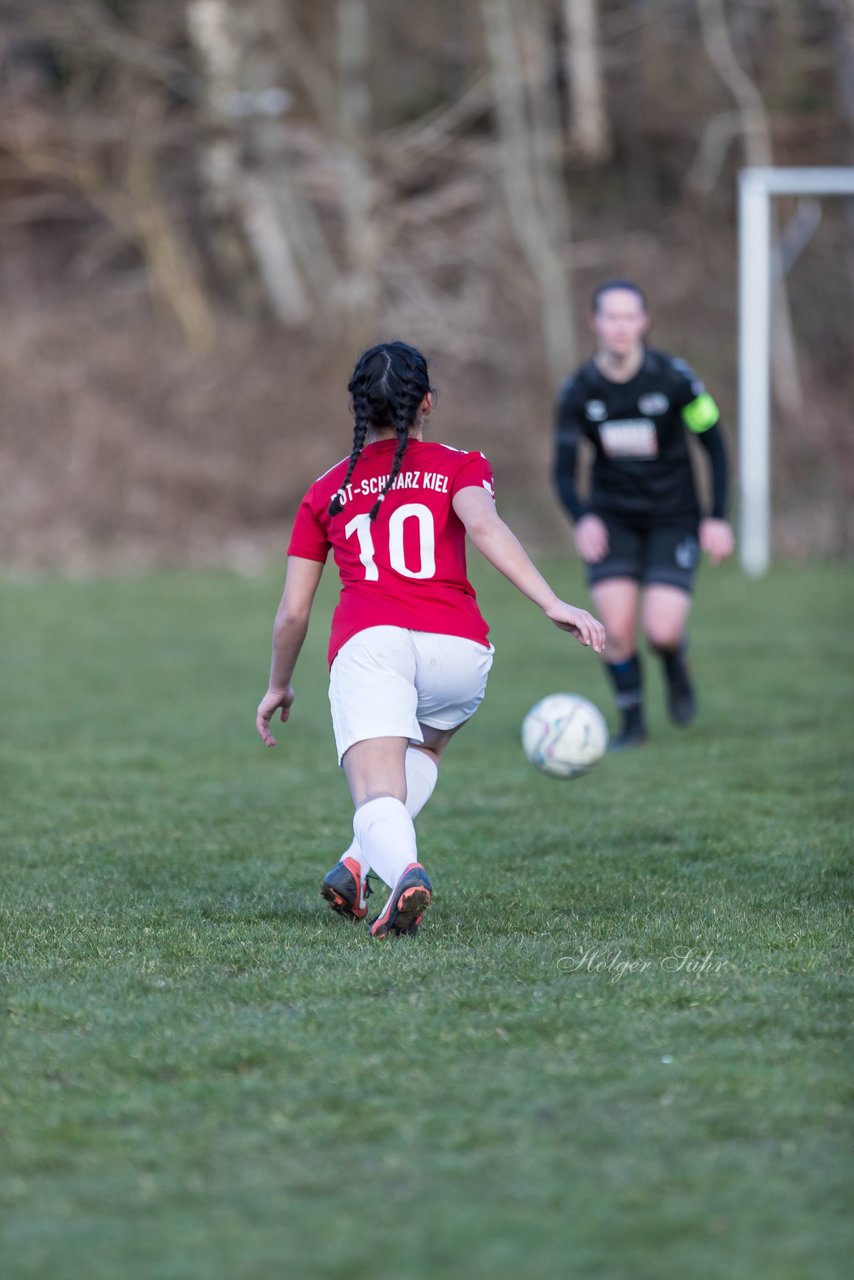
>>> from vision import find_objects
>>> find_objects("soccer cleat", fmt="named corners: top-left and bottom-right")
top-left (607, 725), bottom-right (649, 751)
top-left (369, 863), bottom-right (432, 939)
top-left (320, 856), bottom-right (371, 922)
top-left (608, 705), bottom-right (648, 751)
top-left (665, 659), bottom-right (697, 726)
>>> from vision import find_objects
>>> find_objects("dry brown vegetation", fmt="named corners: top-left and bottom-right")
top-left (0, 0), bottom-right (851, 572)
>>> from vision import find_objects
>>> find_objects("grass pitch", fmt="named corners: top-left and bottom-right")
top-left (1, 557), bottom-right (851, 1279)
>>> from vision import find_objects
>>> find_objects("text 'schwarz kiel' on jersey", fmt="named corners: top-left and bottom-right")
top-left (288, 438), bottom-right (494, 666)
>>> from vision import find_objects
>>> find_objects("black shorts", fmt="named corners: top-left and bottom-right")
top-left (586, 514), bottom-right (700, 594)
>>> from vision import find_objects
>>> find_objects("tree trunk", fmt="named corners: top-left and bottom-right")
top-left (241, 1), bottom-right (338, 312)
top-left (336, 0), bottom-right (380, 340)
top-left (187, 0), bottom-right (312, 326)
top-left (480, 0), bottom-right (576, 382)
top-left (561, 0), bottom-right (612, 164)
top-left (185, 0), bottom-right (253, 303)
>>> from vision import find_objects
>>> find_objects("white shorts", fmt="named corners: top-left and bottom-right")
top-left (329, 626), bottom-right (494, 764)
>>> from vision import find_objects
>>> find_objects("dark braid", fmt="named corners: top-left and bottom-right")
top-left (367, 356), bottom-right (425, 519)
top-left (328, 406), bottom-right (369, 516)
top-left (328, 341), bottom-right (432, 520)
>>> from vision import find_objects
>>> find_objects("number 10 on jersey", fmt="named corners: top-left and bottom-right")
top-left (345, 503), bottom-right (437, 580)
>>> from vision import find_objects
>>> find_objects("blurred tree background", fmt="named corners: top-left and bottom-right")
top-left (0, 0), bottom-right (851, 571)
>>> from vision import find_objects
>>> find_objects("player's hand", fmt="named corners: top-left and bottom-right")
top-left (544, 600), bottom-right (606, 653)
top-left (700, 518), bottom-right (735, 566)
top-left (256, 685), bottom-right (295, 747)
top-left (574, 514), bottom-right (609, 563)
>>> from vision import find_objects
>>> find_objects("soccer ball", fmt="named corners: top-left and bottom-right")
top-left (521, 693), bottom-right (609, 779)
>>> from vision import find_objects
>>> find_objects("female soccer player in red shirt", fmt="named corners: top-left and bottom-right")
top-left (257, 342), bottom-right (604, 938)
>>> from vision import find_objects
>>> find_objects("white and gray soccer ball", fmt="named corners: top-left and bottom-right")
top-left (521, 693), bottom-right (609, 779)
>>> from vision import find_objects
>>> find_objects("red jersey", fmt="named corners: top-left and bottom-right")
top-left (287, 438), bottom-right (494, 666)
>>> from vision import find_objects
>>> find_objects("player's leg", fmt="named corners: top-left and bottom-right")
top-left (363, 630), bottom-right (493, 935)
top-left (323, 629), bottom-right (491, 935)
top-left (322, 628), bottom-right (424, 924)
top-left (642, 523), bottom-right (700, 725)
top-left (642, 585), bottom-right (696, 724)
top-left (350, 727), bottom-right (466, 937)
top-left (586, 516), bottom-right (647, 748)
top-left (334, 740), bottom-right (441, 885)
top-left (590, 577), bottom-right (647, 748)
top-left (342, 735), bottom-right (433, 939)
top-left (415, 721), bottom-right (465, 760)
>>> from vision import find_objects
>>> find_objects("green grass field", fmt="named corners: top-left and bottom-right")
top-left (1, 557), bottom-right (851, 1280)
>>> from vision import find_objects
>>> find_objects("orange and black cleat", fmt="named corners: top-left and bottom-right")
top-left (321, 856), bottom-right (371, 922)
top-left (369, 863), bottom-right (432, 939)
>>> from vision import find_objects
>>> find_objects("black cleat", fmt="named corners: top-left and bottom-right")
top-left (370, 863), bottom-right (432, 938)
top-left (665, 660), bottom-right (697, 726)
top-left (608, 725), bottom-right (649, 751)
top-left (608, 704), bottom-right (648, 751)
top-left (320, 856), bottom-right (371, 922)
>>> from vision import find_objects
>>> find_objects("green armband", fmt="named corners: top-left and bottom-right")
top-left (682, 393), bottom-right (720, 433)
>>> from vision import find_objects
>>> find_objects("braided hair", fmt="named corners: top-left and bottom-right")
top-left (328, 341), bottom-right (432, 520)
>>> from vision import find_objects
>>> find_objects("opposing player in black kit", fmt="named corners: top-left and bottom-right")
top-left (553, 280), bottom-right (734, 748)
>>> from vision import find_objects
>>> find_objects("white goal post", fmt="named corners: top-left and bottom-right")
top-left (738, 166), bottom-right (854, 577)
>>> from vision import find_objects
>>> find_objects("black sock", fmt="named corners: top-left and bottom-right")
top-left (606, 655), bottom-right (645, 734)
top-left (652, 642), bottom-right (687, 682)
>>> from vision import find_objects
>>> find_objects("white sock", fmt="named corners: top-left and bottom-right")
top-left (338, 748), bottom-right (438, 877)
top-left (404, 747), bottom-right (439, 817)
top-left (352, 796), bottom-right (418, 891)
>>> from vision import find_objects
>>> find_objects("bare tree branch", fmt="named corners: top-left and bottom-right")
top-left (4, 70), bottom-right (213, 348)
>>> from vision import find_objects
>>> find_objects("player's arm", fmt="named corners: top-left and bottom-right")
top-left (256, 555), bottom-right (325, 746)
top-left (694, 422), bottom-right (727, 518)
top-left (552, 382), bottom-right (589, 523)
top-left (679, 377), bottom-right (734, 565)
top-left (453, 485), bottom-right (605, 652)
top-left (553, 382), bottom-right (609, 563)
top-left (696, 425), bottom-right (734, 563)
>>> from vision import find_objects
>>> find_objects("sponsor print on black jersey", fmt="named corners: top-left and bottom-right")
top-left (585, 399), bottom-right (607, 421)
top-left (599, 419), bottom-right (659, 460)
top-left (638, 392), bottom-right (669, 415)
top-left (554, 347), bottom-right (725, 522)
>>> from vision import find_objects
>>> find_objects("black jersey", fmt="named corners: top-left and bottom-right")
top-left (554, 348), bottom-right (723, 522)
